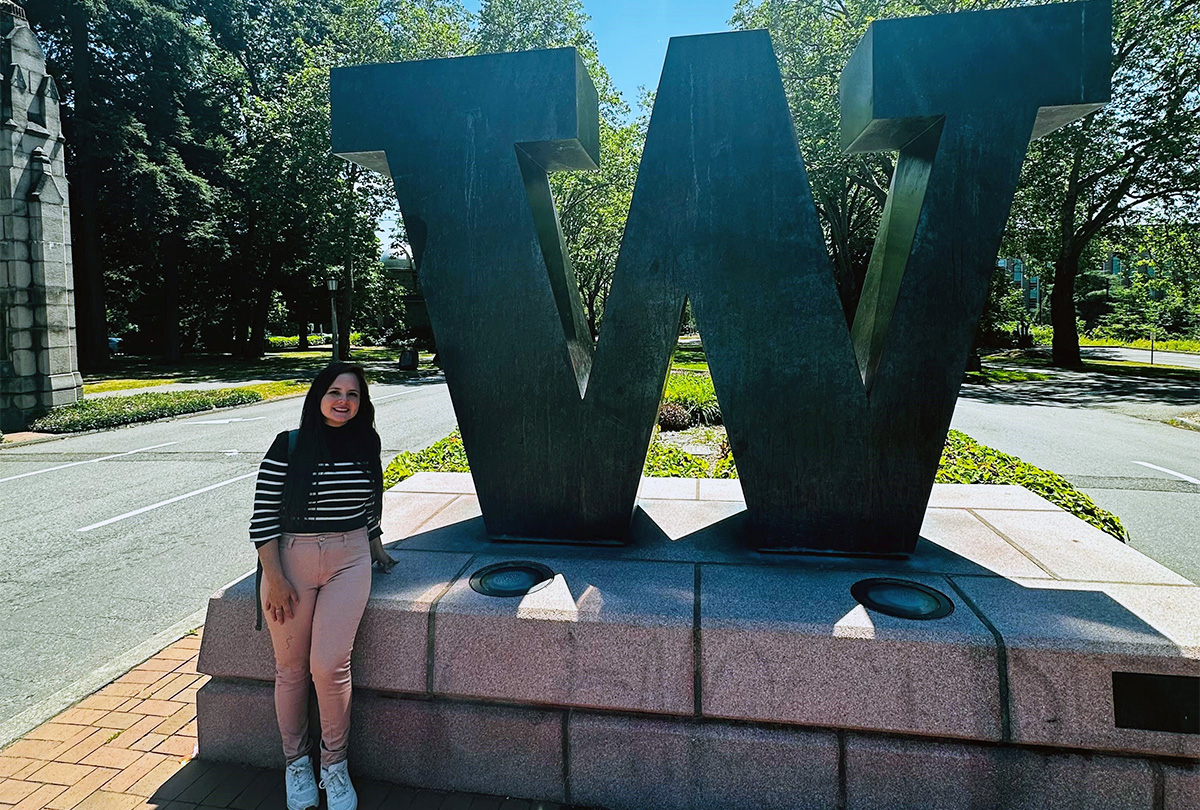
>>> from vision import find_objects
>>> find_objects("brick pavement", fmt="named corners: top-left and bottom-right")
top-left (0, 630), bottom-right (577, 810)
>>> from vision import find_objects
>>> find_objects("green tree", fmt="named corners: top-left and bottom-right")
top-left (731, 0), bottom-right (919, 320)
top-left (735, 0), bottom-right (1200, 362)
top-left (1004, 0), bottom-right (1200, 365)
top-left (30, 0), bottom-right (225, 365)
top-left (473, 0), bottom-right (642, 335)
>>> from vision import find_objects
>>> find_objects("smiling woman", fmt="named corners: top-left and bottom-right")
top-left (247, 361), bottom-right (395, 810)
top-left (319, 372), bottom-right (361, 427)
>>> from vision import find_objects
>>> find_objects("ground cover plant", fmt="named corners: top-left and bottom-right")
top-left (383, 427), bottom-right (1125, 541)
top-left (937, 430), bottom-right (1125, 540)
top-left (25, 381), bottom-right (308, 433)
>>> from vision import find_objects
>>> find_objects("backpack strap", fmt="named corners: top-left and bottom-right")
top-left (256, 430), bottom-right (299, 631)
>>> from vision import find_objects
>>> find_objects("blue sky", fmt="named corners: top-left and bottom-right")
top-left (464, 0), bottom-right (737, 106)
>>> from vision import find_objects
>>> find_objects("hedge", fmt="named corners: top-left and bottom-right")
top-left (383, 428), bottom-right (1126, 541)
top-left (267, 332), bottom-right (365, 350)
top-left (27, 388), bottom-right (263, 433)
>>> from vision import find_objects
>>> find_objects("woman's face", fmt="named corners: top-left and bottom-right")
top-left (321, 372), bottom-right (361, 427)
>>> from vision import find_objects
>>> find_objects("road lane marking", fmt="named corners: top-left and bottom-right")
top-left (375, 391), bottom-right (412, 402)
top-left (77, 471), bottom-right (258, 532)
top-left (1132, 461), bottom-right (1200, 486)
top-left (0, 442), bottom-right (178, 484)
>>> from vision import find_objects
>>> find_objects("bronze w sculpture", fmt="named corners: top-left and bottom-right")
top-left (330, 1), bottom-right (1111, 555)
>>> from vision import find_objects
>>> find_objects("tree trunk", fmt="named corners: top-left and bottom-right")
top-left (233, 287), bottom-right (250, 358)
top-left (1050, 253), bottom-right (1082, 367)
top-left (338, 283), bottom-right (353, 359)
top-left (298, 322), bottom-right (309, 350)
top-left (248, 252), bottom-right (283, 359)
top-left (67, 1), bottom-right (108, 369)
top-left (249, 287), bottom-right (270, 359)
top-left (161, 234), bottom-right (182, 363)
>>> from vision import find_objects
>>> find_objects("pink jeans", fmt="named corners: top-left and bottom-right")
top-left (266, 527), bottom-right (371, 767)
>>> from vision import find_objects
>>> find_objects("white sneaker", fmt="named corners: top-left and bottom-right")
top-left (320, 759), bottom-right (358, 810)
top-left (284, 755), bottom-right (318, 810)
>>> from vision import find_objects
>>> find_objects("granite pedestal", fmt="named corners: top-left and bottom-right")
top-left (197, 474), bottom-right (1200, 809)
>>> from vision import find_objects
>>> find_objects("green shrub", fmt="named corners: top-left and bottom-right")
top-left (210, 389), bottom-right (261, 408)
top-left (268, 332), bottom-right (366, 350)
top-left (658, 402), bottom-right (692, 431)
top-left (384, 430), bottom-right (470, 488)
top-left (27, 387), bottom-right (265, 433)
top-left (384, 428), bottom-right (1126, 540)
top-left (663, 372), bottom-right (722, 426)
top-left (937, 430), bottom-right (1126, 540)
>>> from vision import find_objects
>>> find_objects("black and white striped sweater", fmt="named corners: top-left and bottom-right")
top-left (249, 428), bottom-right (383, 546)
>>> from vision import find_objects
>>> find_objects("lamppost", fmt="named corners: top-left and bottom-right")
top-left (327, 275), bottom-right (340, 362)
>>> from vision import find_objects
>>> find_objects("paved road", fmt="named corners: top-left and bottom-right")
top-left (953, 375), bottom-right (1200, 584)
top-left (0, 376), bottom-right (455, 729)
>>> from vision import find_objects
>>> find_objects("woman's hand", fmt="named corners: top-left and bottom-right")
top-left (370, 537), bottom-right (397, 573)
top-left (262, 572), bottom-right (299, 624)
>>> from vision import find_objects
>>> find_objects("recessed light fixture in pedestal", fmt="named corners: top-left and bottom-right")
top-left (850, 578), bottom-right (955, 620)
top-left (469, 561), bottom-right (556, 597)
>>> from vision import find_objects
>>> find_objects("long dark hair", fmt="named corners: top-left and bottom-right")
top-left (281, 362), bottom-right (382, 524)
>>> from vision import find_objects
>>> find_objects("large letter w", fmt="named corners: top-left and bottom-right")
top-left (331, 1), bottom-right (1110, 555)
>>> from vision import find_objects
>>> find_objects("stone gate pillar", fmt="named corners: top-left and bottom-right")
top-left (0, 0), bottom-right (82, 433)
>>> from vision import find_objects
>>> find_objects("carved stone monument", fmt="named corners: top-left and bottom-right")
top-left (198, 3), bottom-right (1200, 807)
top-left (0, 0), bottom-right (82, 433)
top-left (327, 2), bottom-right (1110, 555)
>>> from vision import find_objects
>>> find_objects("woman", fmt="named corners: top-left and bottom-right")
top-left (250, 362), bottom-right (395, 810)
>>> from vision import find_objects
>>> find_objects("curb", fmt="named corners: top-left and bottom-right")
top-left (0, 605), bottom-right (208, 750)
top-left (0, 391), bottom-right (310, 450)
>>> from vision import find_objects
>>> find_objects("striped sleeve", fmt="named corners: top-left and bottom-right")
top-left (250, 431), bottom-right (290, 546)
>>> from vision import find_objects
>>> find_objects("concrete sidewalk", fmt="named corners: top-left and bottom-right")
top-left (0, 631), bottom-right (578, 810)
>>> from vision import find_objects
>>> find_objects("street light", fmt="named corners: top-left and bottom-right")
top-left (327, 275), bottom-right (340, 362)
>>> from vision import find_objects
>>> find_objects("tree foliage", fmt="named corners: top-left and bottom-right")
top-left (34, 0), bottom-right (1196, 366)
top-left (734, 0), bottom-right (1200, 360)
top-left (31, 0), bottom-right (653, 361)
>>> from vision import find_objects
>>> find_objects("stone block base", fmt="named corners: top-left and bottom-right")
top-left (198, 475), bottom-right (1200, 808)
top-left (197, 680), bottom-right (1197, 809)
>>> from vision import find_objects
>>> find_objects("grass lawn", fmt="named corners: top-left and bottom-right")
top-left (84, 346), bottom-right (406, 387)
top-left (1078, 335), bottom-right (1200, 354)
top-left (83, 378), bottom-right (178, 394)
top-left (1002, 351), bottom-right (1200, 382)
top-left (671, 347), bottom-right (710, 371)
top-left (962, 367), bottom-right (1051, 385)
top-left (673, 343), bottom-right (1048, 385)
top-left (1, 347), bottom-right (434, 441)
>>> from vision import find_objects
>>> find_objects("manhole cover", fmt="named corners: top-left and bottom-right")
top-left (469, 561), bottom-right (556, 597)
top-left (850, 578), bottom-right (954, 620)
